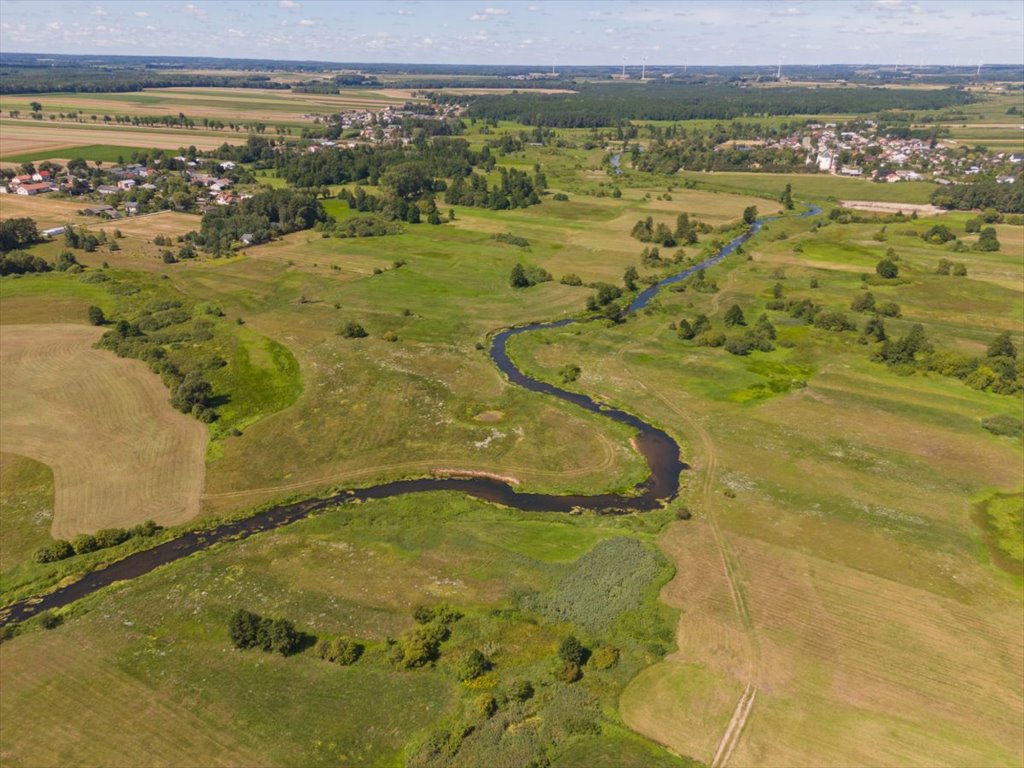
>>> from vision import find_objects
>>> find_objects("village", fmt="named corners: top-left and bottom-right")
top-left (734, 119), bottom-right (1023, 183)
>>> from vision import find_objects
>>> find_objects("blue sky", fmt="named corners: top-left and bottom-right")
top-left (1, 0), bottom-right (1022, 66)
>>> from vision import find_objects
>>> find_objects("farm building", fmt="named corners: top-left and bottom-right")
top-left (82, 205), bottom-right (116, 217)
top-left (42, 227), bottom-right (66, 238)
top-left (15, 183), bottom-right (53, 196)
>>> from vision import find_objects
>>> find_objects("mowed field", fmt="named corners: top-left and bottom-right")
top-left (0, 324), bottom-right (207, 537)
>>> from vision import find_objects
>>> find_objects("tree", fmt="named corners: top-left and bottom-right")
top-left (742, 205), bottom-right (758, 225)
top-left (558, 635), bottom-right (587, 665)
top-left (875, 259), bottom-right (898, 279)
top-left (623, 265), bottom-right (639, 292)
top-left (87, 306), bottom-right (106, 326)
top-left (677, 318), bottom-right (695, 340)
top-left (780, 183), bottom-right (794, 210)
top-left (973, 227), bottom-right (1000, 252)
top-left (509, 263), bottom-right (530, 288)
top-left (29, 101), bottom-right (42, 113)
top-left (268, 618), bottom-right (301, 656)
top-left (228, 609), bottom-right (261, 649)
top-left (172, 372), bottom-right (212, 413)
top-left (987, 331), bottom-right (1017, 360)
top-left (724, 303), bottom-right (746, 327)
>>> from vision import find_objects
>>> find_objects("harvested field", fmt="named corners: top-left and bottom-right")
top-left (0, 120), bottom-right (244, 159)
top-left (0, 195), bottom-right (86, 228)
top-left (0, 324), bottom-right (207, 537)
top-left (840, 200), bottom-right (949, 215)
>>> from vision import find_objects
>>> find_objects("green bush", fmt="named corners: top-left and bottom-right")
top-left (32, 540), bottom-right (74, 563)
top-left (982, 415), bottom-right (1023, 438)
top-left (457, 649), bottom-right (492, 681)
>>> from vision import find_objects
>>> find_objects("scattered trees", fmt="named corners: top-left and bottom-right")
top-left (875, 259), bottom-right (899, 279)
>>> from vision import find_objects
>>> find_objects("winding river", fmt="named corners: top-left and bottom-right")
top-left (0, 206), bottom-right (817, 627)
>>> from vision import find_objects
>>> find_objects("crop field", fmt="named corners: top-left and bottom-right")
top-left (0, 120), bottom-right (248, 162)
top-left (508, 206), bottom-right (1024, 766)
top-left (0, 324), bottom-right (207, 538)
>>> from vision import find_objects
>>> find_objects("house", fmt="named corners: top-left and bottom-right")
top-left (82, 205), bottom-right (116, 216)
top-left (16, 182), bottom-right (52, 195)
top-left (97, 185), bottom-right (119, 195)
top-left (219, 161), bottom-right (236, 170)
top-left (31, 170), bottom-right (51, 182)
top-left (124, 201), bottom-right (141, 214)
top-left (117, 179), bottom-right (136, 190)
top-left (240, 233), bottom-right (255, 246)
top-left (10, 174), bottom-right (32, 188)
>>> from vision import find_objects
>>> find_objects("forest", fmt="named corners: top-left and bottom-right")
top-left (461, 84), bottom-right (978, 126)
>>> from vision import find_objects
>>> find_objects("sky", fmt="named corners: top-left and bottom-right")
top-left (1, 0), bottom-right (1022, 67)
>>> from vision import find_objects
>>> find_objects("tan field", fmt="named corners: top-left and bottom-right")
top-left (0, 324), bottom-right (207, 537)
top-left (0, 120), bottom-right (245, 158)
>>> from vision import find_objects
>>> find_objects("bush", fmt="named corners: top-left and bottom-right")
top-left (560, 273), bottom-right (582, 286)
top-left (875, 259), bottom-right (898, 279)
top-left (877, 301), bottom-right (901, 318)
top-left (508, 680), bottom-right (534, 702)
top-left (493, 232), bottom-right (529, 248)
top-left (32, 540), bottom-right (74, 563)
top-left (383, 331), bottom-right (399, 343)
top-left (87, 305), bottom-right (106, 325)
top-left (952, 262), bottom-right (968, 276)
top-left (558, 635), bottom-right (588, 665)
top-left (228, 609), bottom-right (262, 649)
top-left (38, 611), bottom-right (63, 630)
top-left (590, 646), bottom-right (620, 670)
top-left (315, 636), bottom-right (363, 665)
top-left (723, 304), bottom-right (746, 327)
top-left (981, 415), bottom-right (1023, 438)
top-left (71, 534), bottom-right (99, 554)
top-left (475, 694), bottom-right (498, 718)
top-left (813, 311), bottom-right (856, 332)
top-left (554, 661), bottom-right (582, 683)
top-left (340, 321), bottom-right (368, 338)
top-left (558, 364), bottom-right (580, 383)
top-left (457, 650), bottom-right (492, 681)
top-left (850, 291), bottom-right (876, 313)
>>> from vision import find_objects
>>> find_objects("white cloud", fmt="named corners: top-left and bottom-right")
top-left (279, 0), bottom-right (299, 7)
top-left (604, 27), bottom-right (614, 34)
top-left (134, 11), bottom-right (148, 17)
top-left (145, 24), bottom-right (157, 31)
top-left (182, 3), bottom-right (206, 19)
top-left (92, 6), bottom-right (107, 16)
top-left (397, 8), bottom-right (415, 15)
top-left (227, 28), bottom-right (246, 38)
top-left (527, 5), bottom-right (541, 10)
top-left (470, 7), bottom-right (508, 21)
top-left (299, 18), bottom-right (315, 26)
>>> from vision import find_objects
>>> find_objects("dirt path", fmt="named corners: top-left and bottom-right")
top-left (613, 333), bottom-right (759, 766)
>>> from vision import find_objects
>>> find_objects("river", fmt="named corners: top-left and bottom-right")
top-left (0, 205), bottom-right (819, 627)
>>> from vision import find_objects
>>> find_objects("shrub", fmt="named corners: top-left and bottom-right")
top-left (87, 305), bottom-right (106, 325)
top-left (315, 636), bottom-right (363, 665)
top-left (922, 224), bottom-right (956, 244)
top-left (981, 415), bottom-right (1023, 438)
top-left (383, 331), bottom-right (399, 343)
top-left (560, 273), bottom-right (582, 286)
top-left (457, 650), bottom-right (492, 682)
top-left (850, 291), bottom-right (876, 313)
top-left (554, 661), bottom-right (582, 683)
top-left (813, 311), bottom-right (856, 332)
top-left (875, 259), bottom-right (898, 279)
top-left (493, 232), bottom-right (529, 248)
top-left (590, 646), bottom-right (620, 670)
top-left (475, 694), bottom-right (498, 718)
top-left (508, 680), bottom-right (534, 702)
top-left (38, 611), bottom-right (63, 630)
top-left (552, 192), bottom-right (569, 201)
top-left (340, 321), bottom-right (368, 338)
top-left (558, 364), bottom-right (580, 384)
top-left (973, 227), bottom-right (1000, 252)
top-left (71, 534), bottom-right (99, 554)
top-left (937, 259), bottom-right (953, 275)
top-left (32, 540), bottom-right (74, 563)
top-left (558, 635), bottom-right (588, 665)
top-left (877, 301), bottom-right (901, 318)
top-left (952, 262), bottom-right (968, 276)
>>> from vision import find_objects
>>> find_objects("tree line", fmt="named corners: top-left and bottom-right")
top-left (460, 84), bottom-right (977, 127)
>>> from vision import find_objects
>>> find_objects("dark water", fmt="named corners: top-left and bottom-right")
top-left (0, 206), bottom-right (820, 627)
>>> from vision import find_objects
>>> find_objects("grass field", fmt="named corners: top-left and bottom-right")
top-left (0, 324), bottom-right (207, 538)
top-left (506, 205), bottom-right (1024, 766)
top-left (0, 494), bottom-right (690, 768)
top-left (0, 454), bottom-right (54, 573)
